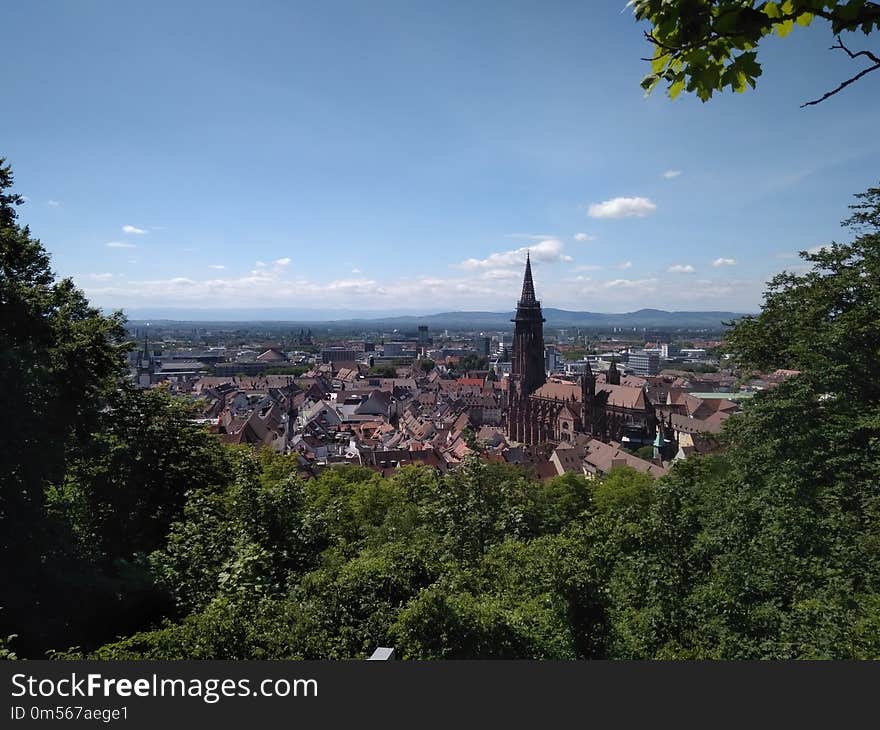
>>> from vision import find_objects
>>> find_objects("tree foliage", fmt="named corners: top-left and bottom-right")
top-left (634, 1), bottom-right (880, 105)
top-left (368, 364), bottom-right (398, 378)
top-left (50, 388), bottom-right (233, 563)
top-left (726, 184), bottom-right (880, 398)
top-left (601, 184), bottom-right (880, 657)
top-left (0, 158), bottom-right (131, 657)
top-left (416, 358), bottom-right (435, 375)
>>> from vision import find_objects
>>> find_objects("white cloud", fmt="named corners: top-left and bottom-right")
top-left (667, 264), bottom-right (695, 273)
top-left (209, 264), bottom-right (226, 270)
top-left (573, 233), bottom-right (596, 242)
top-left (604, 278), bottom-right (659, 290)
top-left (712, 257), bottom-right (736, 267)
top-left (122, 225), bottom-right (147, 234)
top-left (325, 278), bottom-right (388, 294)
top-left (255, 260), bottom-right (267, 267)
top-left (106, 241), bottom-right (137, 249)
top-left (85, 266), bottom-right (500, 311)
top-left (81, 264), bottom-right (768, 312)
top-left (587, 196), bottom-right (657, 219)
top-left (574, 264), bottom-right (603, 272)
top-left (458, 238), bottom-right (571, 270)
top-left (275, 257), bottom-right (291, 267)
top-left (88, 273), bottom-right (115, 281)
top-left (47, 200), bottom-right (61, 207)
top-left (484, 269), bottom-right (520, 280)
top-left (615, 260), bottom-right (633, 270)
top-left (662, 170), bottom-right (682, 179)
top-left (351, 267), bottom-right (362, 274)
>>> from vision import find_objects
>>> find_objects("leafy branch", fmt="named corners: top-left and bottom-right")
top-left (634, 1), bottom-right (880, 105)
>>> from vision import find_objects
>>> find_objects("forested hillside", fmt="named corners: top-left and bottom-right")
top-left (2, 159), bottom-right (879, 659)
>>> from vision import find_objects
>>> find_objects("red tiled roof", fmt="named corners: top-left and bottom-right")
top-left (583, 439), bottom-right (667, 478)
top-left (532, 380), bottom-right (648, 410)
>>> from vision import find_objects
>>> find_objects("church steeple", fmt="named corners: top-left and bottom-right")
top-left (519, 251), bottom-right (537, 306)
top-left (607, 356), bottom-right (620, 386)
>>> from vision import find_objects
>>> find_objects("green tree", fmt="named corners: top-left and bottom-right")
top-left (0, 610), bottom-right (17, 661)
top-left (416, 358), bottom-right (435, 375)
top-left (428, 456), bottom-right (539, 562)
top-left (393, 529), bottom-right (608, 659)
top-left (51, 388), bottom-right (233, 563)
top-left (76, 460), bottom-right (602, 659)
top-left (393, 581), bottom-right (567, 659)
top-left (455, 354), bottom-right (488, 372)
top-left (368, 364), bottom-right (398, 378)
top-left (263, 365), bottom-right (309, 376)
top-left (461, 425), bottom-right (479, 451)
top-left (725, 184), bottom-right (880, 397)
top-left (0, 158), bottom-right (129, 657)
top-left (672, 362), bottom-right (720, 374)
top-left (153, 449), bottom-right (319, 614)
top-left (634, 1), bottom-right (880, 106)
top-left (636, 444), bottom-right (656, 460)
top-left (601, 186), bottom-right (880, 658)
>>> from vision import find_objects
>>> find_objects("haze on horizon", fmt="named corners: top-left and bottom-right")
top-left (117, 303), bottom-right (751, 324)
top-left (4, 1), bottom-right (879, 314)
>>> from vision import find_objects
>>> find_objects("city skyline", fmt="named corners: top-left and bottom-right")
top-left (4, 1), bottom-right (879, 314)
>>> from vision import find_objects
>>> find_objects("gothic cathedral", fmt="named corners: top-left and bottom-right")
top-left (505, 255), bottom-right (656, 446)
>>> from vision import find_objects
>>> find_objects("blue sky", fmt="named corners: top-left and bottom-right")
top-left (4, 0), bottom-right (879, 315)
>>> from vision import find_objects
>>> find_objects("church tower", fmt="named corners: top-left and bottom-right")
top-left (512, 252), bottom-right (546, 395)
top-left (607, 356), bottom-right (621, 385)
top-left (507, 253), bottom-right (546, 442)
top-left (137, 331), bottom-right (155, 388)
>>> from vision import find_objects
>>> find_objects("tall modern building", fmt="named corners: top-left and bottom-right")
top-left (472, 335), bottom-right (491, 357)
top-left (544, 345), bottom-right (562, 374)
top-left (628, 350), bottom-right (660, 376)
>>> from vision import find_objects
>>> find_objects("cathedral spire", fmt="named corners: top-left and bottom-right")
top-left (519, 251), bottom-right (537, 306)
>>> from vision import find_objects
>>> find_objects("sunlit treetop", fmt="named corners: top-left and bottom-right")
top-left (632, 0), bottom-right (880, 106)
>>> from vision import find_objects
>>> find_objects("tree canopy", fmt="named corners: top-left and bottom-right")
top-left (634, 1), bottom-right (880, 105)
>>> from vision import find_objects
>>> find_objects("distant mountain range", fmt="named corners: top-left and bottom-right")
top-left (355, 308), bottom-right (747, 329)
top-left (123, 307), bottom-right (749, 330)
